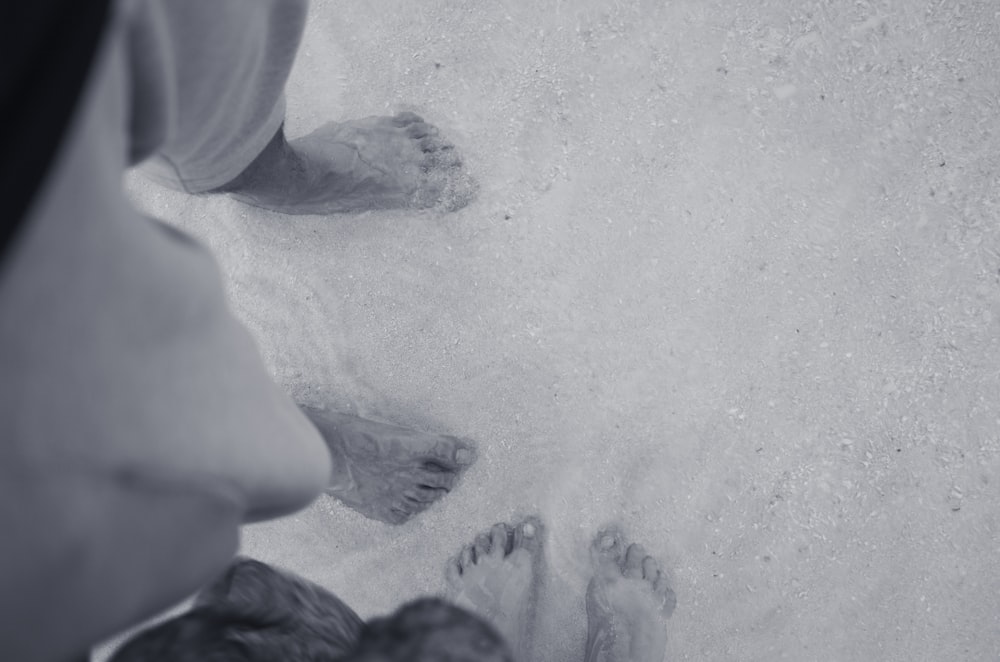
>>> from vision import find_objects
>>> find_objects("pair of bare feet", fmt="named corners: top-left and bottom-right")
top-left (297, 407), bottom-right (676, 661)
top-left (447, 519), bottom-right (676, 662)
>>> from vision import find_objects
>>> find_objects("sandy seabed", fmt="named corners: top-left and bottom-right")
top-left (121, 1), bottom-right (1000, 660)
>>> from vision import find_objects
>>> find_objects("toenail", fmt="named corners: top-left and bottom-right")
top-left (522, 523), bottom-right (535, 537)
top-left (601, 536), bottom-right (615, 550)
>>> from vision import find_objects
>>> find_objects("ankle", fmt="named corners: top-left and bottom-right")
top-left (211, 124), bottom-right (308, 197)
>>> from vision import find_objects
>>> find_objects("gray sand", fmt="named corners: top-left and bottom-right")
top-left (123, 1), bottom-right (1000, 659)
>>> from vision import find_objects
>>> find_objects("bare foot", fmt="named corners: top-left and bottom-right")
top-left (446, 518), bottom-right (544, 661)
top-left (218, 113), bottom-right (476, 214)
top-left (585, 528), bottom-right (676, 662)
top-left (301, 407), bottom-right (476, 524)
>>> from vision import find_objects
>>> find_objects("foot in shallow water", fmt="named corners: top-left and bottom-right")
top-left (446, 518), bottom-right (544, 662)
top-left (585, 527), bottom-right (676, 662)
top-left (221, 112), bottom-right (477, 214)
top-left (302, 407), bottom-right (476, 524)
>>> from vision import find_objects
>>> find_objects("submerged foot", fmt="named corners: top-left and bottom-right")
top-left (302, 407), bottom-right (476, 524)
top-left (585, 528), bottom-right (676, 662)
top-left (446, 518), bottom-right (544, 661)
top-left (222, 112), bottom-right (476, 214)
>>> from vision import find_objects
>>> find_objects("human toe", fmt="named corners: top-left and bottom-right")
top-left (421, 436), bottom-right (477, 472)
top-left (417, 132), bottom-right (455, 153)
top-left (591, 526), bottom-right (626, 566)
top-left (642, 555), bottom-right (660, 581)
top-left (387, 506), bottom-right (412, 524)
top-left (460, 544), bottom-right (476, 570)
top-left (511, 517), bottom-right (543, 553)
top-left (407, 122), bottom-right (439, 140)
top-left (394, 497), bottom-right (428, 518)
top-left (411, 483), bottom-right (451, 504)
top-left (418, 136), bottom-right (441, 153)
top-left (446, 556), bottom-right (463, 584)
top-left (417, 468), bottom-right (458, 493)
top-left (475, 533), bottom-right (492, 558)
top-left (654, 576), bottom-right (677, 617)
top-left (624, 543), bottom-right (646, 579)
top-left (421, 143), bottom-right (463, 170)
top-left (392, 111), bottom-right (424, 126)
top-left (403, 487), bottom-right (437, 505)
top-left (489, 523), bottom-right (512, 558)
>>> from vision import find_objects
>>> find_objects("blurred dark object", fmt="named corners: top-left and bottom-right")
top-left (1, 2), bottom-right (111, 263)
top-left (110, 557), bottom-right (513, 662)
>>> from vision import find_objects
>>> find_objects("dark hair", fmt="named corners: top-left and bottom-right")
top-left (110, 559), bottom-right (513, 662)
top-left (109, 607), bottom-right (280, 662)
top-left (351, 598), bottom-right (513, 662)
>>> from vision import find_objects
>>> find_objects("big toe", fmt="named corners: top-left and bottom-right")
top-left (416, 440), bottom-right (472, 494)
top-left (511, 517), bottom-right (543, 555)
top-left (624, 543), bottom-right (647, 579)
top-left (420, 436), bottom-right (476, 476)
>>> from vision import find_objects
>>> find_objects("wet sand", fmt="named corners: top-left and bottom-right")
top-left (124, 1), bottom-right (1000, 659)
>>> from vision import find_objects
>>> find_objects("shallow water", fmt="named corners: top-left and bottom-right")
top-left (125, 0), bottom-right (1000, 659)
